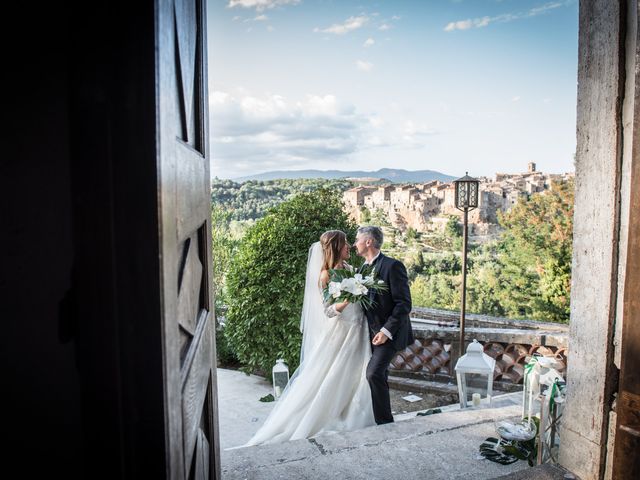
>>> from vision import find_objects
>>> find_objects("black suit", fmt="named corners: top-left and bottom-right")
top-left (362, 253), bottom-right (413, 424)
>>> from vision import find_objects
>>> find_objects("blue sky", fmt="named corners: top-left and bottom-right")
top-left (208, 0), bottom-right (578, 179)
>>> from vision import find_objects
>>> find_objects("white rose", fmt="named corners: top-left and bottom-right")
top-left (340, 278), bottom-right (360, 295)
top-left (328, 281), bottom-right (342, 298)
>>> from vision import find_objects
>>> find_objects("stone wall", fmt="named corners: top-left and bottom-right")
top-left (558, 1), bottom-right (635, 478)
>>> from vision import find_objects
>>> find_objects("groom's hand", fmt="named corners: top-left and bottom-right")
top-left (372, 332), bottom-right (388, 345)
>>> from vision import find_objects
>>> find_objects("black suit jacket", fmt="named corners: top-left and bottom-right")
top-left (362, 253), bottom-right (414, 351)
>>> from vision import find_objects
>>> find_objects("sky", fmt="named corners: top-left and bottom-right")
top-left (207, 0), bottom-right (579, 179)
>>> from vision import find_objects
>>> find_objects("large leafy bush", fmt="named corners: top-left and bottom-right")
top-left (224, 188), bottom-right (357, 376)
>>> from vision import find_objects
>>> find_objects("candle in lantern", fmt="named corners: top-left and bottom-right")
top-left (472, 393), bottom-right (481, 406)
top-left (272, 358), bottom-right (289, 401)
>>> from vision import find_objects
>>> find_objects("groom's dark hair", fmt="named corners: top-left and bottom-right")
top-left (357, 226), bottom-right (383, 249)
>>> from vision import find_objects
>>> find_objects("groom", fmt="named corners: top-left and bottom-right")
top-left (354, 226), bottom-right (413, 425)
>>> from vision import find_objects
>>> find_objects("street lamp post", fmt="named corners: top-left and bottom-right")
top-left (453, 172), bottom-right (479, 357)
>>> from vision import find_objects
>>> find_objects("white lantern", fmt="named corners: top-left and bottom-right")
top-left (454, 339), bottom-right (496, 408)
top-left (272, 358), bottom-right (289, 400)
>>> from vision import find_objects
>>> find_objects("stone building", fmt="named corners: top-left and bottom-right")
top-left (343, 186), bottom-right (377, 208)
top-left (343, 167), bottom-right (574, 235)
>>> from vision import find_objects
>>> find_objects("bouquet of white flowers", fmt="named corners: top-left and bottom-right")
top-left (322, 264), bottom-right (387, 309)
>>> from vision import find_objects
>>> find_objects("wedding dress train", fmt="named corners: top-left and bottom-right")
top-left (244, 243), bottom-right (375, 446)
top-left (245, 303), bottom-right (374, 446)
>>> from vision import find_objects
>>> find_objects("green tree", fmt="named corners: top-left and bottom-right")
top-left (410, 273), bottom-right (460, 310)
top-left (360, 206), bottom-right (371, 223)
top-left (466, 260), bottom-right (506, 317)
top-left (211, 205), bottom-right (237, 311)
top-left (211, 204), bottom-right (242, 366)
top-left (210, 177), bottom-right (355, 221)
top-left (445, 215), bottom-right (463, 250)
top-left (496, 179), bottom-right (574, 322)
top-left (403, 249), bottom-right (425, 281)
top-left (405, 227), bottom-right (418, 242)
top-left (371, 208), bottom-right (391, 226)
top-left (422, 252), bottom-right (462, 275)
top-left (224, 189), bottom-right (357, 376)
top-left (409, 179), bottom-right (574, 322)
top-left (445, 215), bottom-right (462, 237)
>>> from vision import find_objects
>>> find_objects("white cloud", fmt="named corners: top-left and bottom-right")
top-left (243, 13), bottom-right (269, 22)
top-left (210, 90), bottom-right (365, 177)
top-left (511, 96), bottom-right (521, 102)
top-left (227, 0), bottom-right (300, 12)
top-left (363, 38), bottom-right (375, 48)
top-left (444, 16), bottom-right (490, 31)
top-left (314, 15), bottom-right (369, 35)
top-left (210, 89), bottom-right (442, 177)
top-left (378, 23), bottom-right (391, 31)
top-left (444, 1), bottom-right (570, 31)
top-left (356, 60), bottom-right (373, 72)
top-left (267, 25), bottom-right (275, 32)
top-left (391, 15), bottom-right (401, 21)
top-left (369, 117), bottom-right (384, 128)
top-left (403, 120), bottom-right (437, 139)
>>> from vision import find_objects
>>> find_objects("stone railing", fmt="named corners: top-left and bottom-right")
top-left (390, 307), bottom-right (568, 391)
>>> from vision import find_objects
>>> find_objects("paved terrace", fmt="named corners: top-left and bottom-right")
top-left (218, 368), bottom-right (575, 480)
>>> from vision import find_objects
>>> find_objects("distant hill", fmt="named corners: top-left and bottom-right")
top-left (233, 168), bottom-right (456, 183)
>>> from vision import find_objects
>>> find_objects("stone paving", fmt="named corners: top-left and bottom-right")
top-left (216, 368), bottom-right (549, 479)
top-left (221, 403), bottom-right (529, 479)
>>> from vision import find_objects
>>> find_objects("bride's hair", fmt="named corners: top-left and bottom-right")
top-left (319, 230), bottom-right (347, 271)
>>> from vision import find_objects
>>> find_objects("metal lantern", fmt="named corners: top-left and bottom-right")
top-left (272, 358), bottom-right (289, 400)
top-left (454, 172), bottom-right (479, 209)
top-left (454, 339), bottom-right (496, 408)
top-left (452, 172), bottom-right (480, 356)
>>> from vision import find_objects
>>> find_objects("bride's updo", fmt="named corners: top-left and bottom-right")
top-left (320, 230), bottom-right (347, 271)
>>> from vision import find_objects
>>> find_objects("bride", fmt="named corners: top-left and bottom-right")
top-left (244, 230), bottom-right (375, 446)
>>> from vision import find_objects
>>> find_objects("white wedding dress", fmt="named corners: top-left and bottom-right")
top-left (244, 242), bottom-right (375, 447)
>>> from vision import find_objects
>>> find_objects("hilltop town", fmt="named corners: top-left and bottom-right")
top-left (343, 163), bottom-right (574, 237)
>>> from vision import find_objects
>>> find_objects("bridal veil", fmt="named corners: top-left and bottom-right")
top-left (299, 241), bottom-right (329, 366)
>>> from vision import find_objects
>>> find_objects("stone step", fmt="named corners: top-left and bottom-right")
top-left (222, 403), bottom-right (528, 480)
top-left (489, 464), bottom-right (576, 480)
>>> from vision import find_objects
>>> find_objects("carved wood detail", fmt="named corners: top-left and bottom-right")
top-left (182, 313), bottom-right (213, 473)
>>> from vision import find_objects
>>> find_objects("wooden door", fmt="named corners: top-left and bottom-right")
top-left (612, 87), bottom-right (640, 479)
top-left (158, 0), bottom-right (220, 478)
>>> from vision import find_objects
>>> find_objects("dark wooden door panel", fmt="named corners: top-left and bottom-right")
top-left (158, 0), bottom-right (218, 478)
top-left (182, 315), bottom-right (214, 472)
top-left (174, 0), bottom-right (204, 152)
top-left (612, 10), bottom-right (640, 477)
top-left (178, 232), bottom-right (204, 336)
top-left (194, 429), bottom-right (211, 480)
top-left (176, 144), bottom-right (209, 241)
